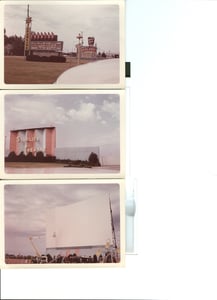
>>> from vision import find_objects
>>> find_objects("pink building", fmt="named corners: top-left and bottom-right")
top-left (9, 126), bottom-right (56, 157)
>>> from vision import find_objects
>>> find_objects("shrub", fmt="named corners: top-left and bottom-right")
top-left (88, 152), bottom-right (101, 166)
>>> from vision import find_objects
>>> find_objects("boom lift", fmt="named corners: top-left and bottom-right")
top-left (28, 236), bottom-right (47, 263)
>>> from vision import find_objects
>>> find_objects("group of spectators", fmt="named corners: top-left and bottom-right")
top-left (30, 251), bottom-right (118, 264)
top-left (6, 251), bottom-right (119, 264)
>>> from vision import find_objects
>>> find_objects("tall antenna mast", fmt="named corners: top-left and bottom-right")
top-left (24, 4), bottom-right (32, 57)
top-left (109, 194), bottom-right (117, 249)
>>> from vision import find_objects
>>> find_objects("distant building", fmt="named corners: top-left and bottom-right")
top-left (55, 146), bottom-right (100, 161)
top-left (76, 35), bottom-right (97, 59)
top-left (9, 126), bottom-right (56, 157)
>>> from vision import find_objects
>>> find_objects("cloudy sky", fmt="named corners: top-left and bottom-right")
top-left (4, 182), bottom-right (121, 256)
top-left (4, 2), bottom-right (120, 53)
top-left (4, 93), bottom-right (120, 165)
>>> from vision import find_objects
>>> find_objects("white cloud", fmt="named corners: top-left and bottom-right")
top-left (67, 102), bottom-right (96, 122)
top-left (102, 100), bottom-right (119, 120)
top-left (6, 99), bottom-right (67, 128)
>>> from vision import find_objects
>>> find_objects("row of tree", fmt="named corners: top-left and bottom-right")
top-left (4, 30), bottom-right (24, 56)
top-left (6, 151), bottom-right (55, 162)
top-left (5, 151), bottom-right (101, 167)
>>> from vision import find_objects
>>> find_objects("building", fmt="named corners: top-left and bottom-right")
top-left (9, 126), bottom-right (56, 157)
top-left (76, 35), bottom-right (97, 59)
top-left (55, 146), bottom-right (100, 161)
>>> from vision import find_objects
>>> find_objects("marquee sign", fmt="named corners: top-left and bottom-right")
top-left (80, 46), bottom-right (97, 58)
top-left (30, 41), bottom-right (63, 52)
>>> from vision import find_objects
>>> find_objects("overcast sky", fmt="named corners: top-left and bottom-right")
top-left (5, 93), bottom-right (120, 164)
top-left (4, 183), bottom-right (120, 256)
top-left (4, 3), bottom-right (120, 53)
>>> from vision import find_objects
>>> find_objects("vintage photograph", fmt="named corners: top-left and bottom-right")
top-left (2, 91), bottom-right (124, 179)
top-left (1, 0), bottom-right (125, 88)
top-left (1, 181), bottom-right (124, 267)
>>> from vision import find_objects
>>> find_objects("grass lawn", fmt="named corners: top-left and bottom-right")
top-left (4, 56), bottom-right (91, 84)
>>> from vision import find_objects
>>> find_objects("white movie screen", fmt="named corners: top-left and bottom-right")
top-left (4, 182), bottom-right (123, 266)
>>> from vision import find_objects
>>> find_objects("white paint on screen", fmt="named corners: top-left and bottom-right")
top-left (46, 209), bottom-right (56, 249)
top-left (17, 130), bottom-right (26, 154)
top-left (43, 129), bottom-right (46, 154)
top-left (35, 129), bottom-right (44, 153)
top-left (46, 197), bottom-right (112, 249)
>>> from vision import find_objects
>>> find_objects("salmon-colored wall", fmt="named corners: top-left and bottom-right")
top-left (9, 127), bottom-right (56, 157)
top-left (45, 128), bottom-right (56, 156)
top-left (9, 131), bottom-right (18, 154)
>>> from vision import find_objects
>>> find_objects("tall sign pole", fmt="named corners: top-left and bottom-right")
top-left (76, 32), bottom-right (83, 65)
top-left (24, 5), bottom-right (32, 57)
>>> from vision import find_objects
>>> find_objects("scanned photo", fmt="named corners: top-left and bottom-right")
top-left (2, 91), bottom-right (124, 179)
top-left (1, 181), bottom-right (124, 267)
top-left (1, 0), bottom-right (125, 89)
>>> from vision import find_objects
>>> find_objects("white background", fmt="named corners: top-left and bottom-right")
top-left (2, 0), bottom-right (217, 299)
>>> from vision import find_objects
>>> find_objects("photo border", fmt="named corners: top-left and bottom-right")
top-left (0, 0), bottom-right (125, 89)
top-left (0, 178), bottom-right (125, 269)
top-left (0, 89), bottom-right (125, 179)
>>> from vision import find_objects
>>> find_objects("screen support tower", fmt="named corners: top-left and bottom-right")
top-left (109, 195), bottom-right (117, 250)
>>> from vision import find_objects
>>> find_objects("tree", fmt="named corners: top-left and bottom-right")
top-left (26, 152), bottom-right (35, 162)
top-left (18, 151), bottom-right (26, 162)
top-left (88, 152), bottom-right (101, 166)
top-left (4, 32), bottom-right (24, 56)
top-left (36, 151), bottom-right (44, 162)
top-left (7, 151), bottom-right (17, 162)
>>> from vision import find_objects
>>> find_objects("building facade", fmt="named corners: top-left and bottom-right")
top-left (76, 36), bottom-right (97, 59)
top-left (9, 126), bottom-right (56, 157)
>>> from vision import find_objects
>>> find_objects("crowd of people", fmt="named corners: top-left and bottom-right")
top-left (31, 251), bottom-right (119, 264)
top-left (6, 250), bottom-right (120, 264)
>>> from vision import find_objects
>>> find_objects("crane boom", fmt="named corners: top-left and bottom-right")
top-left (29, 236), bottom-right (41, 257)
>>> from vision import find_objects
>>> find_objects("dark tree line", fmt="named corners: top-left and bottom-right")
top-left (5, 151), bottom-right (101, 167)
top-left (4, 29), bottom-right (24, 56)
top-left (5, 151), bottom-right (56, 162)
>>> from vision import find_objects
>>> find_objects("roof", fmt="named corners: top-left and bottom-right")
top-left (10, 126), bottom-right (55, 132)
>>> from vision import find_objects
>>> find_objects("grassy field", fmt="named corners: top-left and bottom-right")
top-left (5, 258), bottom-right (31, 264)
top-left (4, 56), bottom-right (91, 84)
